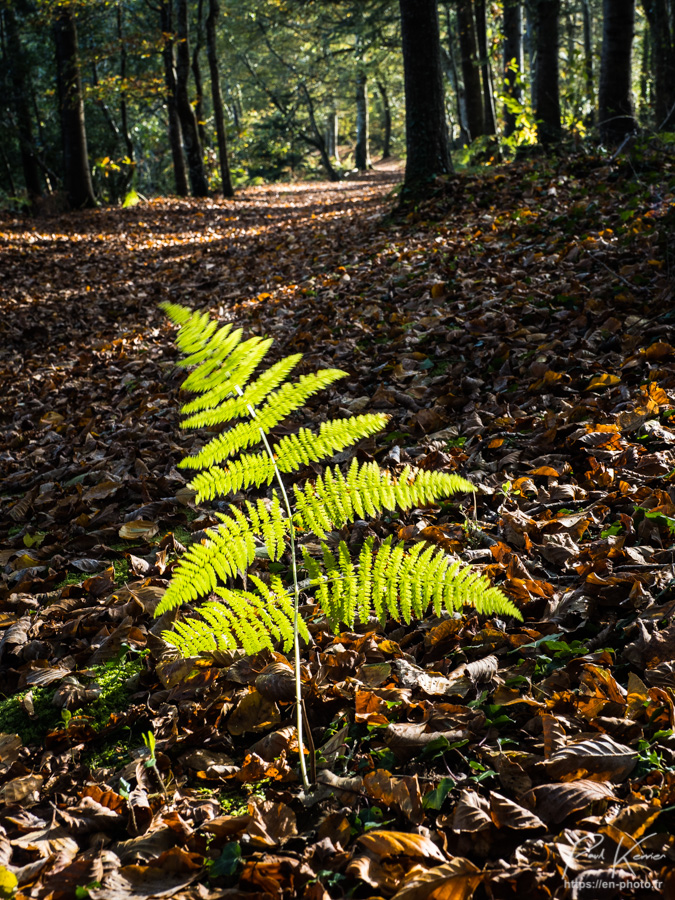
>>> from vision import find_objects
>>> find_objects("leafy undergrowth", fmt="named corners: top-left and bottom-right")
top-left (0, 146), bottom-right (674, 898)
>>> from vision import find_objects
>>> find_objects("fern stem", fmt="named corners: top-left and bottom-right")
top-left (235, 385), bottom-right (311, 790)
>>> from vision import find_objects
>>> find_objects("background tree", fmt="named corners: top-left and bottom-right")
top-left (175, 0), bottom-right (209, 196)
top-left (533, 0), bottom-right (561, 144)
top-left (599, 0), bottom-right (637, 142)
top-left (502, 0), bottom-right (523, 137)
top-left (641, 0), bottom-right (675, 129)
top-left (53, 4), bottom-right (96, 208)
top-left (399, 0), bottom-right (452, 197)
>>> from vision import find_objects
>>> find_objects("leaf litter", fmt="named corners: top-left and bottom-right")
top-left (0, 148), bottom-right (674, 897)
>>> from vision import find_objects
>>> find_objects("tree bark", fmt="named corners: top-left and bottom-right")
top-left (160, 0), bottom-right (188, 196)
top-left (399, 0), bottom-right (453, 197)
top-left (117, 2), bottom-right (135, 182)
top-left (53, 5), bottom-right (96, 209)
top-left (442, 4), bottom-right (471, 146)
top-left (355, 69), bottom-right (371, 170)
top-left (175, 0), bottom-right (209, 197)
top-left (598, 0), bottom-right (637, 141)
top-left (4, 5), bottom-right (42, 202)
top-left (205, 0), bottom-right (234, 197)
top-left (456, 0), bottom-right (485, 140)
top-left (376, 79), bottom-right (392, 158)
top-left (641, 0), bottom-right (675, 129)
top-left (534, 0), bottom-right (562, 145)
top-left (325, 107), bottom-right (340, 163)
top-left (192, 0), bottom-right (207, 150)
top-left (503, 0), bottom-right (523, 137)
top-left (475, 0), bottom-right (497, 134)
top-left (581, 0), bottom-right (594, 124)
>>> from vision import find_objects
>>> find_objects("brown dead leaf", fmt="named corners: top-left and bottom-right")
top-left (391, 857), bottom-right (483, 900)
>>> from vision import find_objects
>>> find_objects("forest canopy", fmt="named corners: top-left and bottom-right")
top-left (1, 0), bottom-right (672, 209)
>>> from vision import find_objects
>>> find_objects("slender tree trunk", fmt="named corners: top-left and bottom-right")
top-left (53, 5), bottom-right (96, 209)
top-left (641, 0), bottom-right (675, 128)
top-left (399, 0), bottom-right (453, 197)
top-left (534, 0), bottom-right (562, 144)
top-left (475, 0), bottom-right (497, 134)
top-left (376, 79), bottom-right (392, 158)
top-left (355, 69), bottom-right (371, 170)
top-left (325, 107), bottom-right (340, 162)
top-left (205, 0), bottom-right (234, 197)
top-left (599, 0), bottom-right (637, 141)
top-left (175, 0), bottom-right (209, 197)
top-left (117, 2), bottom-right (135, 184)
top-left (503, 0), bottom-right (523, 137)
top-left (192, 0), bottom-right (207, 149)
top-left (301, 84), bottom-right (341, 182)
top-left (443, 4), bottom-right (471, 145)
top-left (456, 0), bottom-right (485, 140)
top-left (4, 5), bottom-right (42, 201)
top-left (581, 0), bottom-right (594, 124)
top-left (160, 1), bottom-right (188, 196)
top-left (524, 0), bottom-right (537, 108)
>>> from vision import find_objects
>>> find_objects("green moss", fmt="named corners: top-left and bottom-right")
top-left (0, 652), bottom-right (148, 747)
top-left (113, 558), bottom-right (131, 585)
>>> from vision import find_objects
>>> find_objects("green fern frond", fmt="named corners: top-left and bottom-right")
top-left (162, 574), bottom-right (309, 656)
top-left (180, 337), bottom-right (274, 414)
top-left (293, 459), bottom-right (475, 537)
top-left (156, 508), bottom-right (263, 615)
top-left (274, 414), bottom-right (388, 473)
top-left (189, 452), bottom-right (276, 502)
top-left (304, 538), bottom-right (521, 630)
top-left (181, 354), bottom-right (302, 428)
top-left (180, 369), bottom-right (348, 467)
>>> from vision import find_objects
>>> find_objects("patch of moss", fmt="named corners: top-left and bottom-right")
top-left (0, 652), bottom-right (148, 747)
top-left (113, 558), bottom-right (131, 585)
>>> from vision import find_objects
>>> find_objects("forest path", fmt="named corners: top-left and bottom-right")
top-left (0, 147), bottom-right (673, 899)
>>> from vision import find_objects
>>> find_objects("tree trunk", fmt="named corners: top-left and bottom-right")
top-left (355, 69), bottom-right (371, 170)
top-left (53, 5), bottom-right (96, 209)
top-left (534, 0), bottom-right (562, 144)
top-left (641, 0), bottom-right (675, 129)
top-left (581, 0), bottom-right (594, 124)
top-left (442, 4), bottom-right (471, 146)
top-left (175, 0), bottom-right (209, 197)
top-left (301, 85), bottom-right (341, 182)
top-left (599, 0), bottom-right (637, 141)
top-left (376, 80), bottom-right (392, 158)
top-left (524, 0), bottom-right (537, 108)
top-left (399, 0), bottom-right (453, 197)
top-left (325, 107), bottom-right (340, 163)
top-left (475, 0), bottom-right (497, 134)
top-left (4, 5), bottom-right (42, 202)
top-left (160, 1), bottom-right (188, 196)
top-left (456, 0), bottom-right (485, 140)
top-left (503, 0), bottom-right (523, 137)
top-left (117, 1), bottom-right (135, 186)
top-left (192, 0), bottom-right (207, 149)
top-left (205, 0), bottom-right (234, 197)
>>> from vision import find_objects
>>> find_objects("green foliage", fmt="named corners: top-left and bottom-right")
top-left (0, 652), bottom-right (146, 746)
top-left (158, 304), bottom-right (520, 656)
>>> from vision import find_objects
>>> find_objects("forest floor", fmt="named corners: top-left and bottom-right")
top-left (1, 140), bottom-right (675, 899)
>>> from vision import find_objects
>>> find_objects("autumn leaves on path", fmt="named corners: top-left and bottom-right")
top-left (1, 146), bottom-right (674, 898)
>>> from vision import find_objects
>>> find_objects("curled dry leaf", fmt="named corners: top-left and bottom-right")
top-left (391, 857), bottom-right (483, 900)
top-left (489, 792), bottom-right (545, 831)
top-left (118, 520), bottom-right (159, 541)
top-left (227, 690), bottom-right (281, 736)
top-left (525, 779), bottom-right (617, 824)
top-left (255, 661), bottom-right (296, 701)
top-left (451, 790), bottom-right (491, 833)
top-left (544, 734), bottom-right (637, 782)
top-left (355, 830), bottom-right (446, 863)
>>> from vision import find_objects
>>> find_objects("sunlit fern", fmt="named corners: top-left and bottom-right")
top-left (157, 302), bottom-right (521, 658)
